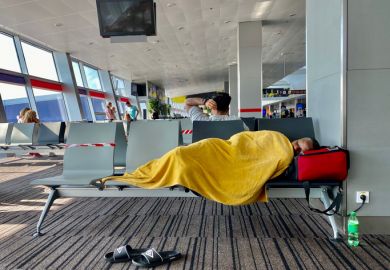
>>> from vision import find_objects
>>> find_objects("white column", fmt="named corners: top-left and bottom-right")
top-left (228, 64), bottom-right (238, 116)
top-left (53, 52), bottom-right (83, 121)
top-left (237, 21), bottom-right (263, 117)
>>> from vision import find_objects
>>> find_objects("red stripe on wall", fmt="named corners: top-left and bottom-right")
top-left (89, 91), bottom-right (106, 99)
top-left (119, 97), bottom-right (129, 103)
top-left (30, 79), bottom-right (63, 91)
top-left (239, 108), bottom-right (262, 113)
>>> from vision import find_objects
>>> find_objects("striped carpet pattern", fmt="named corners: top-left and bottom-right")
top-left (0, 157), bottom-right (389, 269)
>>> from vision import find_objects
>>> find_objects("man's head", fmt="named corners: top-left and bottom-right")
top-left (125, 101), bottom-right (131, 107)
top-left (291, 137), bottom-right (320, 154)
top-left (211, 93), bottom-right (231, 114)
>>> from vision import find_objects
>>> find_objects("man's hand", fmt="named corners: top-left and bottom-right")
top-left (205, 99), bottom-right (217, 110)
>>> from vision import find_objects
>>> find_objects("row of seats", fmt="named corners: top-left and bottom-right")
top-left (30, 118), bottom-right (342, 240)
top-left (0, 122), bottom-right (66, 150)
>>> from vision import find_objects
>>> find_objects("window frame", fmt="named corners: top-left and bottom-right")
top-left (20, 40), bottom-right (60, 81)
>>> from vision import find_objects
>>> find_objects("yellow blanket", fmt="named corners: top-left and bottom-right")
top-left (103, 131), bottom-right (294, 205)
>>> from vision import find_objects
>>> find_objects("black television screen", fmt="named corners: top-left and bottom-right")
top-left (137, 84), bottom-right (147, 96)
top-left (96, 0), bottom-right (156, 37)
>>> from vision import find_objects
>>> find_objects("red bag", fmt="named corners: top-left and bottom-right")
top-left (296, 147), bottom-right (349, 181)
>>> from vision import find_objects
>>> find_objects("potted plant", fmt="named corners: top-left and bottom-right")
top-left (147, 98), bottom-right (160, 119)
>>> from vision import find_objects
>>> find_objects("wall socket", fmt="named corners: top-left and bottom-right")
top-left (356, 191), bottom-right (370, 203)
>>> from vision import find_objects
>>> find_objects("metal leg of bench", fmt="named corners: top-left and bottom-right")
top-left (33, 188), bottom-right (59, 237)
top-left (321, 188), bottom-right (341, 241)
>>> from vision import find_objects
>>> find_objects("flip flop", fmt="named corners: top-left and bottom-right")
top-left (104, 245), bottom-right (148, 263)
top-left (132, 248), bottom-right (182, 268)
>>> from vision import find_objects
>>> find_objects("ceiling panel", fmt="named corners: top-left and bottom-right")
top-left (0, 0), bottom-right (306, 97)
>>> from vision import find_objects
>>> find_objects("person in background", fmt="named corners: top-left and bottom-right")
top-left (105, 102), bottom-right (116, 122)
top-left (124, 101), bottom-right (139, 121)
top-left (22, 110), bottom-right (40, 123)
top-left (17, 107), bottom-right (30, 123)
top-left (185, 93), bottom-right (239, 121)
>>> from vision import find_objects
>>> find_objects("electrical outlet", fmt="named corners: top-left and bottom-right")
top-left (356, 191), bottom-right (369, 203)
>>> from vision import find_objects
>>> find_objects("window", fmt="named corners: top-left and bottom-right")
top-left (21, 42), bottom-right (58, 81)
top-left (112, 76), bottom-right (126, 96)
top-left (72, 61), bottom-right (84, 87)
top-left (83, 66), bottom-right (101, 90)
top-left (0, 33), bottom-right (21, 73)
top-left (0, 82), bottom-right (29, 123)
top-left (80, 95), bottom-right (93, 121)
top-left (117, 101), bottom-right (125, 115)
top-left (32, 88), bottom-right (67, 122)
top-left (91, 97), bottom-right (106, 120)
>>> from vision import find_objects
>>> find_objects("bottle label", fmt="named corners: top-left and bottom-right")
top-left (348, 223), bottom-right (359, 233)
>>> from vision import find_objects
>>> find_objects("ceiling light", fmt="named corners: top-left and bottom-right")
top-left (88, 42), bottom-right (94, 45)
top-left (289, 13), bottom-right (296, 17)
top-left (224, 20), bottom-right (231, 24)
top-left (54, 23), bottom-right (63, 27)
top-left (177, 26), bottom-right (184, 30)
top-left (145, 48), bottom-right (152, 52)
top-left (167, 3), bottom-right (176, 7)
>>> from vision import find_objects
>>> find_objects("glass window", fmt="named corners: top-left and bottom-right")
top-left (83, 66), bottom-right (101, 90)
top-left (0, 82), bottom-right (30, 123)
top-left (0, 33), bottom-right (21, 73)
top-left (91, 97), bottom-right (106, 121)
top-left (21, 42), bottom-right (58, 81)
top-left (72, 61), bottom-right (84, 87)
top-left (32, 88), bottom-right (68, 122)
top-left (80, 95), bottom-right (93, 121)
top-left (112, 76), bottom-right (126, 96)
top-left (117, 101), bottom-right (125, 115)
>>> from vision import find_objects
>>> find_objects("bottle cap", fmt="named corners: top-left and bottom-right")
top-left (349, 211), bottom-right (356, 217)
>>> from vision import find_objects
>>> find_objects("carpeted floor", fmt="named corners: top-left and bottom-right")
top-left (0, 156), bottom-right (389, 269)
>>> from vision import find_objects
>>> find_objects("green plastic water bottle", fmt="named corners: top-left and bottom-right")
top-left (348, 211), bottom-right (359, 247)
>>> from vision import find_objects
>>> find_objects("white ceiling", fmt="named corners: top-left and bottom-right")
top-left (0, 0), bottom-right (305, 97)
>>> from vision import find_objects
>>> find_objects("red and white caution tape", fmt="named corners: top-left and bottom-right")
top-left (64, 143), bottom-right (116, 148)
top-left (181, 129), bottom-right (193, 134)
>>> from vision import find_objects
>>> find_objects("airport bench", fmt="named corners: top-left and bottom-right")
top-left (31, 120), bottom-right (191, 237)
top-left (31, 119), bottom-right (344, 240)
top-left (0, 122), bottom-right (66, 151)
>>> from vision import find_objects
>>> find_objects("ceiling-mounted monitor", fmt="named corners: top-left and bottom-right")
top-left (96, 0), bottom-right (156, 38)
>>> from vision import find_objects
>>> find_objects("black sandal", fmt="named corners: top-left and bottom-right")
top-left (104, 245), bottom-right (148, 263)
top-left (132, 248), bottom-right (182, 268)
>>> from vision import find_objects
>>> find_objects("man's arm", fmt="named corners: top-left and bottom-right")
top-left (184, 97), bottom-right (206, 112)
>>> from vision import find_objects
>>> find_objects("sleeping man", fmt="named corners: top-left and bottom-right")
top-left (102, 131), bottom-right (319, 205)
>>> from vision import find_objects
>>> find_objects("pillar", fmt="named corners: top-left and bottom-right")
top-left (237, 21), bottom-right (263, 117)
top-left (228, 64), bottom-right (238, 116)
